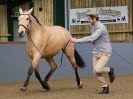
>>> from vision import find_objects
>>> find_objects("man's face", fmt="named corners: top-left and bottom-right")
top-left (87, 16), bottom-right (96, 25)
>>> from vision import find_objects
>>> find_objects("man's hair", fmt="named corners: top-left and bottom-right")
top-left (88, 15), bottom-right (99, 21)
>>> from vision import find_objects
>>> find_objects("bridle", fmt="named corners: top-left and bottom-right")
top-left (18, 14), bottom-right (31, 32)
top-left (18, 13), bottom-right (42, 55)
top-left (18, 24), bottom-right (29, 31)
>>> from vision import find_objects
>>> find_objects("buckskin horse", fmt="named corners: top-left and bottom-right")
top-left (18, 8), bottom-right (85, 91)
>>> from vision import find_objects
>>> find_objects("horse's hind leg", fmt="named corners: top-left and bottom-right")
top-left (68, 56), bottom-right (83, 88)
top-left (44, 57), bottom-right (57, 91)
top-left (20, 65), bottom-right (33, 91)
top-left (71, 59), bottom-right (83, 88)
top-left (64, 44), bottom-right (83, 88)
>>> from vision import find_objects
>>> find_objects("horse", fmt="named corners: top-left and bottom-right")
top-left (18, 8), bottom-right (85, 91)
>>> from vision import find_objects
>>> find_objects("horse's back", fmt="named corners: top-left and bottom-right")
top-left (46, 25), bottom-right (71, 35)
top-left (43, 26), bottom-right (72, 57)
top-left (45, 25), bottom-right (71, 43)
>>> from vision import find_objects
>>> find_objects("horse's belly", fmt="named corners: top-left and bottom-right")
top-left (43, 46), bottom-right (62, 58)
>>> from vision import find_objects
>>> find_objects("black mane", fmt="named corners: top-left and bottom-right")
top-left (32, 15), bottom-right (41, 25)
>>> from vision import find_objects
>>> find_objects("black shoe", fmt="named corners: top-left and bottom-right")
top-left (108, 67), bottom-right (115, 83)
top-left (98, 87), bottom-right (109, 94)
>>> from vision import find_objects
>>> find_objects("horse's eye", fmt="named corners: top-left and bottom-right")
top-left (27, 18), bottom-right (29, 20)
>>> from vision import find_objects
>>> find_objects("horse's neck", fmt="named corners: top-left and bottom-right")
top-left (28, 17), bottom-right (41, 36)
top-left (27, 17), bottom-right (48, 51)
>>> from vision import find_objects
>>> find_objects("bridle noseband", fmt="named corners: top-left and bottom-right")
top-left (18, 24), bottom-right (29, 31)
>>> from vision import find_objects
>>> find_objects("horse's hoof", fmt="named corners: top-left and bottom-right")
top-left (20, 86), bottom-right (28, 91)
top-left (44, 85), bottom-right (51, 91)
top-left (78, 82), bottom-right (83, 89)
top-left (43, 83), bottom-right (51, 91)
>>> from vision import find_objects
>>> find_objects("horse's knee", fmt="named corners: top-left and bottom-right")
top-left (51, 65), bottom-right (57, 72)
top-left (32, 60), bottom-right (39, 70)
top-left (32, 65), bottom-right (37, 70)
top-left (31, 55), bottom-right (41, 70)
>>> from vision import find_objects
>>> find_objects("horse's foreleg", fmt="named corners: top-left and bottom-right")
top-left (44, 58), bottom-right (57, 91)
top-left (20, 65), bottom-right (33, 91)
top-left (32, 54), bottom-right (45, 89)
top-left (34, 66), bottom-right (45, 88)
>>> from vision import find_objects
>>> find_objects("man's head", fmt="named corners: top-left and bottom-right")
top-left (86, 11), bottom-right (99, 25)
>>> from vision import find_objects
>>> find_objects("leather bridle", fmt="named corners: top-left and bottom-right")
top-left (18, 14), bottom-right (31, 32)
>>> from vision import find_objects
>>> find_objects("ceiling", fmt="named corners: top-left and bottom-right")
top-left (0, 0), bottom-right (32, 7)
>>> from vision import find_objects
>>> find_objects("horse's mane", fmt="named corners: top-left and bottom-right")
top-left (32, 15), bottom-right (41, 25)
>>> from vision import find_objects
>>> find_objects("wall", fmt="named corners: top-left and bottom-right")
top-left (0, 5), bottom-right (9, 42)
top-left (70, 0), bottom-right (133, 42)
top-left (34, 0), bottom-right (53, 26)
top-left (0, 43), bottom-right (133, 82)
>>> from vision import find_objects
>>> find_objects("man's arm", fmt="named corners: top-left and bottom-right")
top-left (77, 29), bottom-right (102, 43)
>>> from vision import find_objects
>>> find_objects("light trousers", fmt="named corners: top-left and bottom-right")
top-left (93, 53), bottom-right (111, 87)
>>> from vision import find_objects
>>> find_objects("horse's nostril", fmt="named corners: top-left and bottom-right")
top-left (19, 31), bottom-right (24, 38)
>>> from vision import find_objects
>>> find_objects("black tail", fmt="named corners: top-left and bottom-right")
top-left (74, 49), bottom-right (86, 68)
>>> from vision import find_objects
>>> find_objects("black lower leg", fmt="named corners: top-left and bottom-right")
top-left (43, 70), bottom-right (54, 90)
top-left (44, 70), bottom-right (54, 82)
top-left (23, 66), bottom-right (33, 87)
top-left (34, 70), bottom-right (44, 87)
top-left (75, 69), bottom-right (80, 86)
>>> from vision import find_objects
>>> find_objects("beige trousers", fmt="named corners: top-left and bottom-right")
top-left (93, 53), bottom-right (111, 87)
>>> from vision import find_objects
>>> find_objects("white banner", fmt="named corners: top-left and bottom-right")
top-left (69, 6), bottom-right (128, 25)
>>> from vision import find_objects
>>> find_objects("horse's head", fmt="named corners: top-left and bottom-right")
top-left (18, 8), bottom-right (33, 38)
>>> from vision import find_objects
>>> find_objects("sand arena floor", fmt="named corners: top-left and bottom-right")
top-left (0, 74), bottom-right (133, 99)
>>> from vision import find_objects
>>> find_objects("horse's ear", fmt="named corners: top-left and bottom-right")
top-left (19, 8), bottom-right (23, 14)
top-left (28, 8), bottom-right (33, 14)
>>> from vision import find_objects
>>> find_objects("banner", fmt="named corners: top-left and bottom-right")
top-left (69, 6), bottom-right (128, 25)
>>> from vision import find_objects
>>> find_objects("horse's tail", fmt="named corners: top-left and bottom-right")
top-left (74, 49), bottom-right (86, 68)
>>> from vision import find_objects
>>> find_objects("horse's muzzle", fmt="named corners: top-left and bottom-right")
top-left (19, 31), bottom-right (25, 38)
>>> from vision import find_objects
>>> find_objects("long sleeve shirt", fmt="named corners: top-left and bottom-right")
top-left (78, 21), bottom-right (112, 54)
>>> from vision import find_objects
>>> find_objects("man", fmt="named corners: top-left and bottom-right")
top-left (70, 11), bottom-right (115, 94)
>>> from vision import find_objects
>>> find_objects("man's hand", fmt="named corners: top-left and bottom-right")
top-left (70, 37), bottom-right (79, 43)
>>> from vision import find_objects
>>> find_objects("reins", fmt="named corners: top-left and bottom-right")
top-left (18, 14), bottom-right (42, 55)
top-left (59, 39), bottom-right (70, 68)
top-left (18, 25), bottom-right (42, 56)
top-left (27, 35), bottom-right (42, 55)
